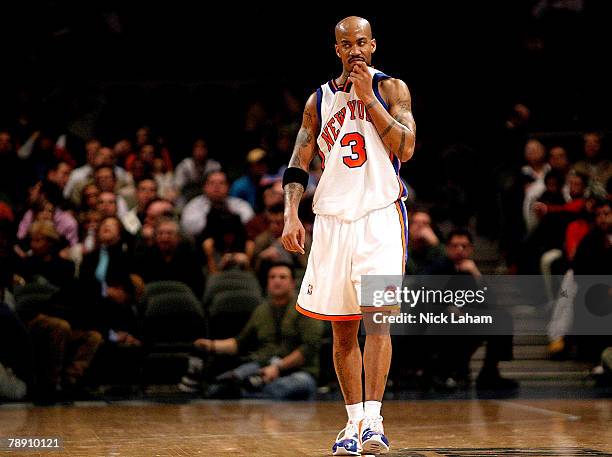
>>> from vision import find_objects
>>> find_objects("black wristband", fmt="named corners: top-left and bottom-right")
top-left (282, 167), bottom-right (309, 190)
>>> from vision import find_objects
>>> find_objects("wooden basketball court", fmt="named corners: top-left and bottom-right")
top-left (1, 398), bottom-right (611, 456)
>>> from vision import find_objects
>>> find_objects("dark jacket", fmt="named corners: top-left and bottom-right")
top-left (79, 243), bottom-right (137, 335)
top-left (134, 241), bottom-right (204, 297)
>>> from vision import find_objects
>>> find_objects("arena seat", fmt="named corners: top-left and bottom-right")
top-left (207, 289), bottom-right (261, 339)
top-left (202, 271), bottom-right (262, 307)
top-left (143, 280), bottom-right (194, 300)
top-left (140, 289), bottom-right (207, 386)
top-left (139, 281), bottom-right (195, 315)
top-left (142, 291), bottom-right (205, 344)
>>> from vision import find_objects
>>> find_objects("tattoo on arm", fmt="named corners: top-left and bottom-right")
top-left (380, 121), bottom-right (395, 139)
top-left (366, 100), bottom-right (378, 110)
top-left (288, 108), bottom-right (317, 169)
top-left (399, 129), bottom-right (406, 154)
top-left (393, 92), bottom-right (414, 129)
top-left (374, 81), bottom-right (416, 158)
top-left (285, 99), bottom-right (318, 210)
top-left (396, 99), bottom-right (411, 111)
top-left (394, 113), bottom-right (414, 131)
top-left (284, 182), bottom-right (304, 213)
top-left (289, 127), bottom-right (313, 168)
top-left (378, 115), bottom-right (414, 154)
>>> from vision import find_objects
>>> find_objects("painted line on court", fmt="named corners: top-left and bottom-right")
top-left (493, 400), bottom-right (581, 421)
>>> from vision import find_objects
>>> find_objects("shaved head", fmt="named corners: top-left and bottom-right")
top-left (334, 16), bottom-right (376, 73)
top-left (335, 16), bottom-right (372, 43)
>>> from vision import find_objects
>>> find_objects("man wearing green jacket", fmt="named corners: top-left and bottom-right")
top-left (193, 262), bottom-right (323, 399)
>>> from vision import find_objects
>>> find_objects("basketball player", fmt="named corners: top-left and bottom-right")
top-left (281, 16), bottom-right (416, 456)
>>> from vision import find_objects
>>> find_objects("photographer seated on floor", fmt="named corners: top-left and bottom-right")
top-left (182, 261), bottom-right (323, 400)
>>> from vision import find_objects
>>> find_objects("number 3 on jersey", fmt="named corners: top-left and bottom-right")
top-left (341, 132), bottom-right (367, 168)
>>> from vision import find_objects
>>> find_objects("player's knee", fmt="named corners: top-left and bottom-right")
top-left (365, 333), bottom-right (391, 344)
top-left (332, 320), bottom-right (360, 333)
top-left (332, 324), bottom-right (359, 351)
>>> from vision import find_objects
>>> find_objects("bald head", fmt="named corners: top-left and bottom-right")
top-left (334, 16), bottom-right (376, 72)
top-left (335, 16), bottom-right (372, 42)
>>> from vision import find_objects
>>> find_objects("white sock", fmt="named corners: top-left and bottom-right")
top-left (346, 402), bottom-right (364, 423)
top-left (364, 400), bottom-right (382, 418)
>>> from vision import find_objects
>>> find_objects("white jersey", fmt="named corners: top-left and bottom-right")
top-left (312, 67), bottom-right (408, 222)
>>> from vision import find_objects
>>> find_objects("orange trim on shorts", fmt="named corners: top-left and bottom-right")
top-left (296, 303), bottom-right (362, 321)
top-left (394, 201), bottom-right (407, 275)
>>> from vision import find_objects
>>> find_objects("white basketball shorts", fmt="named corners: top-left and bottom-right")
top-left (296, 200), bottom-right (408, 321)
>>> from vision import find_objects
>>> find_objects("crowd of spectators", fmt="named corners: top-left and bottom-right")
top-left (0, 120), bottom-right (325, 402)
top-left (498, 132), bottom-right (611, 364)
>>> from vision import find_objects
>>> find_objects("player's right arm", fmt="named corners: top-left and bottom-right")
top-left (281, 92), bottom-right (319, 255)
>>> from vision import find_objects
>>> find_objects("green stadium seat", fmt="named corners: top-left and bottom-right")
top-left (142, 290), bottom-right (205, 344)
top-left (202, 272), bottom-right (262, 307)
top-left (143, 281), bottom-right (194, 299)
top-left (208, 289), bottom-right (261, 339)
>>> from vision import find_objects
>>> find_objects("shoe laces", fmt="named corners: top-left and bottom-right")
top-left (362, 415), bottom-right (384, 434)
top-left (336, 420), bottom-right (360, 441)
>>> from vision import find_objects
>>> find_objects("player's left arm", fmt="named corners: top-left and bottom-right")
top-left (349, 62), bottom-right (416, 162)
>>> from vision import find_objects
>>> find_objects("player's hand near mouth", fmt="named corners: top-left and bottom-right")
top-left (349, 61), bottom-right (376, 105)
